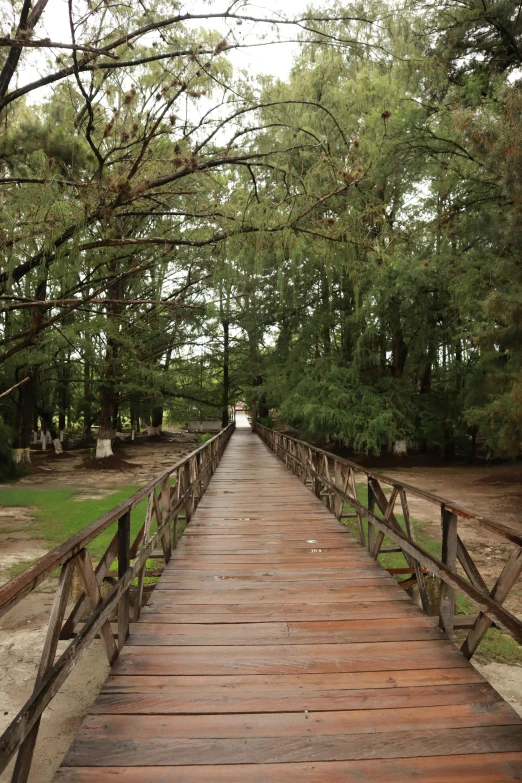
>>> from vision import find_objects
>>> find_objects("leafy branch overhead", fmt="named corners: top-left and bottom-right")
top-left (0, 0), bottom-right (521, 460)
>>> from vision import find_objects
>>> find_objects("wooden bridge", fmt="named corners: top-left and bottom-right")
top-left (2, 420), bottom-right (522, 781)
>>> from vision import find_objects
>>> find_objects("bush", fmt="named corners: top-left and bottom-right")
top-left (257, 415), bottom-right (274, 429)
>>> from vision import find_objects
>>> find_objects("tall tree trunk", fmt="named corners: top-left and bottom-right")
top-left (58, 361), bottom-right (69, 441)
top-left (221, 319), bottom-right (230, 427)
top-left (340, 272), bottom-right (354, 365)
top-left (321, 270), bottom-right (331, 355)
top-left (389, 299), bottom-right (408, 378)
top-left (150, 402), bottom-right (163, 435)
top-left (97, 384), bottom-right (115, 458)
top-left (96, 260), bottom-right (124, 458)
top-left (13, 279), bottom-right (47, 462)
top-left (39, 405), bottom-right (62, 453)
top-left (13, 373), bottom-right (35, 463)
top-left (83, 358), bottom-right (93, 435)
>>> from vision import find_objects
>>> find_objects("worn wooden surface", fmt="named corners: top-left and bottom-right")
top-left (55, 429), bottom-right (522, 781)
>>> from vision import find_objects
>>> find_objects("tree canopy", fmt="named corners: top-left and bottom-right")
top-left (1, 0), bottom-right (522, 467)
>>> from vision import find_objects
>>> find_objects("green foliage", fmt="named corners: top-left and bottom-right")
top-left (280, 362), bottom-right (417, 454)
top-left (0, 0), bottom-right (522, 461)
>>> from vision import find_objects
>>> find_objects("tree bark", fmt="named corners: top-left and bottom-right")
top-left (83, 358), bottom-right (93, 435)
top-left (389, 299), bottom-right (408, 378)
top-left (96, 386), bottom-right (114, 458)
top-left (13, 373), bottom-right (35, 463)
top-left (150, 402), bottom-right (163, 435)
top-left (221, 319), bottom-right (230, 427)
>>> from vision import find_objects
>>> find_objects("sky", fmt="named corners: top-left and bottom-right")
top-left (14, 0), bottom-right (311, 105)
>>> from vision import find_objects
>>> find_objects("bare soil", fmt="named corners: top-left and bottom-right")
top-left (1, 442), bottom-right (522, 781)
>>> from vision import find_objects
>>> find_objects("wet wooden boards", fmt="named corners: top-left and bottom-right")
top-left (55, 428), bottom-right (522, 781)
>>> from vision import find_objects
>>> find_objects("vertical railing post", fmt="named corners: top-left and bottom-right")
top-left (172, 467), bottom-right (181, 548)
top-left (118, 510), bottom-right (131, 650)
top-left (367, 477), bottom-right (376, 555)
top-left (334, 461), bottom-right (343, 520)
top-left (439, 507), bottom-right (458, 639)
top-left (313, 451), bottom-right (321, 498)
top-left (183, 462), bottom-right (192, 524)
top-left (160, 475), bottom-right (172, 562)
top-left (10, 558), bottom-right (76, 783)
top-left (299, 444), bottom-right (307, 484)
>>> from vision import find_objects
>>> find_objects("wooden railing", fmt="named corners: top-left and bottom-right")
top-left (255, 423), bottom-right (522, 658)
top-left (0, 422), bottom-right (234, 782)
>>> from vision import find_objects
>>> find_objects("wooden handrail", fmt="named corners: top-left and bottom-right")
top-left (257, 425), bottom-right (522, 546)
top-left (0, 422), bottom-right (235, 782)
top-left (255, 423), bottom-right (522, 661)
top-left (0, 427), bottom-right (232, 619)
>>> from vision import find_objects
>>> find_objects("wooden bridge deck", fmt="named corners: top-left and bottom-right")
top-left (55, 428), bottom-right (522, 782)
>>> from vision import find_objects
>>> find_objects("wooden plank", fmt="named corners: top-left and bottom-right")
top-left (53, 754), bottom-right (522, 782)
top-left (140, 600), bottom-right (425, 622)
top-left (111, 640), bottom-right (470, 675)
top-left (127, 618), bottom-right (445, 645)
top-left (155, 577), bottom-right (396, 591)
top-left (61, 725), bottom-right (522, 766)
top-left (91, 676), bottom-right (492, 715)
top-left (149, 586), bottom-right (410, 604)
top-left (69, 701), bottom-right (520, 746)
top-left (158, 567), bottom-right (391, 580)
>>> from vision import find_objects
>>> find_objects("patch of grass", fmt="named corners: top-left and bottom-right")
top-left (131, 557), bottom-right (163, 587)
top-left (0, 486), bottom-right (147, 560)
top-left (9, 557), bottom-right (40, 577)
top-left (454, 628), bottom-right (522, 666)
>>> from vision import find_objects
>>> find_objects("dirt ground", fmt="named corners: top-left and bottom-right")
top-left (1, 440), bottom-right (522, 781)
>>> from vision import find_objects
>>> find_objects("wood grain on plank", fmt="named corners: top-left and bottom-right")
top-left (127, 618), bottom-right (445, 645)
top-left (53, 754), bottom-right (522, 782)
top-left (62, 726), bottom-right (522, 766)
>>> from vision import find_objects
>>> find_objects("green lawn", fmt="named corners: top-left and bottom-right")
top-left (0, 485), bottom-right (147, 565)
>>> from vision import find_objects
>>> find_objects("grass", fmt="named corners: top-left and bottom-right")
top-left (455, 628), bottom-right (522, 666)
top-left (0, 484), bottom-right (190, 583)
top-left (0, 485), bottom-right (148, 562)
top-left (344, 482), bottom-right (522, 667)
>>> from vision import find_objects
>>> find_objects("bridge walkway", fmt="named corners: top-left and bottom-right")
top-left (55, 427), bottom-right (522, 781)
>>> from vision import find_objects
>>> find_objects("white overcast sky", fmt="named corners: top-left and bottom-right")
top-left (17, 0), bottom-right (311, 104)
